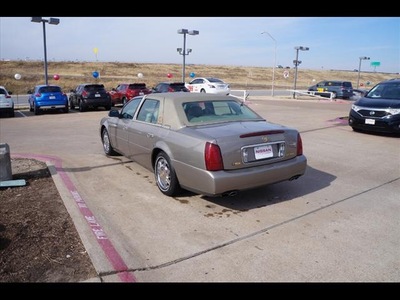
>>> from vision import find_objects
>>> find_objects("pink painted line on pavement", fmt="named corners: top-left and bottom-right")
top-left (12, 153), bottom-right (137, 282)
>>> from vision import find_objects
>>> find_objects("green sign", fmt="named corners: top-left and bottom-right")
top-left (371, 61), bottom-right (380, 67)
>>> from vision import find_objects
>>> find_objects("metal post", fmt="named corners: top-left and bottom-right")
top-left (357, 56), bottom-right (370, 88)
top-left (31, 17), bottom-right (60, 86)
top-left (42, 21), bottom-right (48, 85)
top-left (261, 31), bottom-right (277, 97)
top-left (182, 32), bottom-right (187, 82)
top-left (293, 48), bottom-right (299, 99)
top-left (177, 29), bottom-right (199, 83)
top-left (292, 46), bottom-right (309, 99)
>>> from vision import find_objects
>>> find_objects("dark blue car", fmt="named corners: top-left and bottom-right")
top-left (348, 78), bottom-right (400, 135)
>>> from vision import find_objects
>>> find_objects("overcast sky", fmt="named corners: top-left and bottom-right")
top-left (1, 17), bottom-right (399, 73)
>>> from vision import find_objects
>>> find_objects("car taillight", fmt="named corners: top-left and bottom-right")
top-left (297, 133), bottom-right (303, 156)
top-left (205, 142), bottom-right (223, 171)
top-left (167, 87), bottom-right (174, 92)
top-left (82, 90), bottom-right (88, 97)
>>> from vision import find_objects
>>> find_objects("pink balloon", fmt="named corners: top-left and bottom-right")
top-left (167, 73), bottom-right (172, 78)
top-left (53, 74), bottom-right (60, 80)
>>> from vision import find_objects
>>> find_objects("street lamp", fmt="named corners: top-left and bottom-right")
top-left (293, 46), bottom-right (309, 99)
top-left (177, 29), bottom-right (199, 82)
top-left (357, 56), bottom-right (370, 88)
top-left (31, 17), bottom-right (60, 85)
top-left (261, 31), bottom-right (277, 97)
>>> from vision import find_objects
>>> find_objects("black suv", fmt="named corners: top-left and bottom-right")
top-left (348, 78), bottom-right (400, 135)
top-left (69, 83), bottom-right (112, 112)
top-left (151, 82), bottom-right (189, 93)
top-left (308, 80), bottom-right (354, 99)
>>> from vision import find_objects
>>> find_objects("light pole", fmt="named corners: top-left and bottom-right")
top-left (261, 31), bottom-right (277, 97)
top-left (293, 46), bottom-right (309, 99)
top-left (357, 56), bottom-right (370, 88)
top-left (177, 29), bottom-right (199, 82)
top-left (31, 17), bottom-right (60, 85)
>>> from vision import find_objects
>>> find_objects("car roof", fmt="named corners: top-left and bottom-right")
top-left (141, 92), bottom-right (243, 129)
top-left (35, 84), bottom-right (61, 88)
top-left (381, 78), bottom-right (400, 84)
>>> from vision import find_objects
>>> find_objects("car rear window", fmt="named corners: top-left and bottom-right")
top-left (342, 82), bottom-right (352, 88)
top-left (85, 84), bottom-right (105, 92)
top-left (170, 83), bottom-right (188, 92)
top-left (40, 86), bottom-right (62, 93)
top-left (129, 84), bottom-right (147, 89)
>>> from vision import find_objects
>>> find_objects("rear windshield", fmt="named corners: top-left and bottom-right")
top-left (182, 100), bottom-right (263, 124)
top-left (85, 84), bottom-right (105, 92)
top-left (39, 86), bottom-right (62, 93)
top-left (129, 84), bottom-right (147, 89)
top-left (206, 78), bottom-right (224, 83)
top-left (170, 83), bottom-right (188, 92)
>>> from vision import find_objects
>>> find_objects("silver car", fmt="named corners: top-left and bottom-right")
top-left (100, 93), bottom-right (307, 197)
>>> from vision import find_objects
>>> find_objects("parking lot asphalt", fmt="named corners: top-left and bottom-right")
top-left (1, 95), bottom-right (399, 283)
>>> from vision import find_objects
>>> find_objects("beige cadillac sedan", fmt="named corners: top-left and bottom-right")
top-left (100, 93), bottom-right (307, 197)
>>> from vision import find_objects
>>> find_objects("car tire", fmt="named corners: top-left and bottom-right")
top-left (79, 100), bottom-right (86, 112)
top-left (101, 128), bottom-right (119, 156)
top-left (34, 104), bottom-right (41, 115)
top-left (154, 151), bottom-right (181, 197)
top-left (69, 99), bottom-right (75, 110)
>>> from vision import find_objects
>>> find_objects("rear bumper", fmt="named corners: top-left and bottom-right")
top-left (176, 155), bottom-right (307, 196)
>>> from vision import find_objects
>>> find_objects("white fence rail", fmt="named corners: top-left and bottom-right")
top-left (287, 89), bottom-right (335, 100)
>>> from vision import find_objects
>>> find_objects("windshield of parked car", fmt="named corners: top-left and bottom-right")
top-left (367, 82), bottom-right (400, 100)
top-left (183, 100), bottom-right (263, 123)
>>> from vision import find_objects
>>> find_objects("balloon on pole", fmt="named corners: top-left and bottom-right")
top-left (92, 71), bottom-right (99, 78)
top-left (167, 73), bottom-right (173, 78)
top-left (93, 47), bottom-right (98, 61)
top-left (53, 74), bottom-right (60, 80)
top-left (189, 72), bottom-right (195, 78)
top-left (14, 73), bottom-right (21, 80)
top-left (137, 73), bottom-right (143, 78)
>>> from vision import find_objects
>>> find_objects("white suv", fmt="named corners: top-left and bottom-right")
top-left (0, 86), bottom-right (15, 117)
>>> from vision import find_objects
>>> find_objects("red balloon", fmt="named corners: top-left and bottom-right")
top-left (53, 74), bottom-right (60, 80)
top-left (167, 73), bottom-right (172, 78)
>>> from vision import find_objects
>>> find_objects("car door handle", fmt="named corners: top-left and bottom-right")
top-left (147, 133), bottom-right (154, 138)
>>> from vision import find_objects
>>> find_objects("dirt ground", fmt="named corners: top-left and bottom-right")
top-left (0, 157), bottom-right (98, 283)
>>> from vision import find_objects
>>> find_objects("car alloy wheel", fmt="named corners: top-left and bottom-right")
top-left (154, 151), bottom-right (180, 196)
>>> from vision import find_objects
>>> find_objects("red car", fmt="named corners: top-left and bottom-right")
top-left (109, 83), bottom-right (151, 106)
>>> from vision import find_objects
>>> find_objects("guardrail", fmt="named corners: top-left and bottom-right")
top-left (230, 90), bottom-right (249, 102)
top-left (287, 89), bottom-right (335, 100)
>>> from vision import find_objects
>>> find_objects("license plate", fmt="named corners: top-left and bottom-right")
top-left (365, 119), bottom-right (375, 125)
top-left (254, 144), bottom-right (273, 160)
top-left (95, 94), bottom-right (100, 97)
top-left (49, 96), bottom-right (55, 99)
top-left (317, 87), bottom-right (324, 92)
